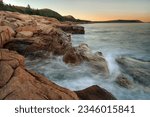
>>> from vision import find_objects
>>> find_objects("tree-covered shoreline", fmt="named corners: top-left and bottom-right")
top-left (0, 1), bottom-right (90, 22)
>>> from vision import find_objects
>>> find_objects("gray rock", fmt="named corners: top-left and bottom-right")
top-left (63, 43), bottom-right (109, 76)
top-left (116, 74), bottom-right (132, 88)
top-left (116, 57), bottom-right (150, 87)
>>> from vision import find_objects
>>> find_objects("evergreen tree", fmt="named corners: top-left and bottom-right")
top-left (25, 4), bottom-right (32, 14)
top-left (35, 9), bottom-right (40, 15)
top-left (0, 0), bottom-right (5, 10)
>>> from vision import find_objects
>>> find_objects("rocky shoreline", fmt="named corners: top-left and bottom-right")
top-left (0, 11), bottom-right (116, 100)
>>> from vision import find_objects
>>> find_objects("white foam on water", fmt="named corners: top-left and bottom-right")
top-left (104, 53), bottom-right (121, 81)
top-left (25, 23), bottom-right (150, 100)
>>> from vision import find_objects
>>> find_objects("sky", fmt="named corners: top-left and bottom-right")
top-left (3, 0), bottom-right (150, 22)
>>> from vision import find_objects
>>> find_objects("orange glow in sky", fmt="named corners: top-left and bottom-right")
top-left (73, 12), bottom-right (150, 22)
top-left (3, 0), bottom-right (150, 22)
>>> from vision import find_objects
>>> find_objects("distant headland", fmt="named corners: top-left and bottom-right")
top-left (92, 20), bottom-right (143, 23)
top-left (0, 2), bottom-right (144, 23)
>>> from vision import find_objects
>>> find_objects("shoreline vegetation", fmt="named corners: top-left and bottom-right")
top-left (0, 2), bottom-right (144, 23)
top-left (0, 6), bottom-right (116, 99)
top-left (0, 2), bottom-right (90, 23)
top-left (0, 2), bottom-right (148, 100)
top-left (0, 11), bottom-right (116, 100)
top-left (92, 19), bottom-right (143, 23)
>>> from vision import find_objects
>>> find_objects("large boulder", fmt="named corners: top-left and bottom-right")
top-left (0, 49), bottom-right (79, 100)
top-left (115, 74), bottom-right (133, 89)
top-left (63, 47), bottom-right (83, 64)
top-left (116, 57), bottom-right (150, 87)
top-left (63, 44), bottom-right (109, 75)
top-left (75, 85), bottom-right (116, 100)
top-left (57, 25), bottom-right (85, 34)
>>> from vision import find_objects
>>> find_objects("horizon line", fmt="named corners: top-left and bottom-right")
top-left (2, 1), bottom-right (150, 22)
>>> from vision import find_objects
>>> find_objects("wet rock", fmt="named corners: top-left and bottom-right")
top-left (0, 49), bottom-right (79, 100)
top-left (75, 85), bottom-right (116, 100)
top-left (63, 43), bottom-right (109, 75)
top-left (116, 57), bottom-right (150, 87)
top-left (63, 47), bottom-right (83, 64)
top-left (116, 74), bottom-right (132, 88)
top-left (85, 52), bottom-right (109, 75)
top-left (0, 11), bottom-right (113, 100)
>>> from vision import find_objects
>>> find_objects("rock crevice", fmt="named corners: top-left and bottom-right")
top-left (0, 11), bottom-right (115, 100)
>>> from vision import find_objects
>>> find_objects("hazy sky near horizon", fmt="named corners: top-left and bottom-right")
top-left (3, 0), bottom-right (150, 22)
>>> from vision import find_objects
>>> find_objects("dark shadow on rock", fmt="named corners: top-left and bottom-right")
top-left (75, 85), bottom-right (116, 100)
top-left (3, 39), bottom-right (33, 55)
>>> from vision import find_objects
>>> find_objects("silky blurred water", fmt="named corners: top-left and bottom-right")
top-left (26, 23), bottom-right (150, 99)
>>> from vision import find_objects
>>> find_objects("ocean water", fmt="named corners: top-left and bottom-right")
top-left (26, 23), bottom-right (150, 99)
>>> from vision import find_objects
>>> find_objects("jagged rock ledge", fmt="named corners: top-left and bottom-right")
top-left (0, 11), bottom-right (116, 100)
top-left (57, 25), bottom-right (85, 34)
top-left (0, 49), bottom-right (79, 99)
